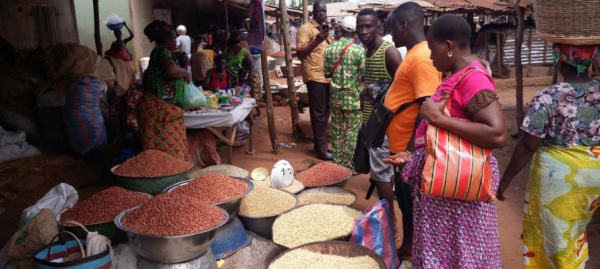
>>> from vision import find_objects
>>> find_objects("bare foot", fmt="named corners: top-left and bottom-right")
top-left (252, 114), bottom-right (262, 120)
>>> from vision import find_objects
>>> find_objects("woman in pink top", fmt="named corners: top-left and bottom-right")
top-left (385, 15), bottom-right (507, 268)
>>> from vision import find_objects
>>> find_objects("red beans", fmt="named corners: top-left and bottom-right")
top-left (60, 187), bottom-right (150, 225)
top-left (170, 173), bottom-right (249, 203)
top-left (296, 162), bottom-right (350, 187)
top-left (114, 150), bottom-right (193, 177)
top-left (122, 192), bottom-right (226, 236)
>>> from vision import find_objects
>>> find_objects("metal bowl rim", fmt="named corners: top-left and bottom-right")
top-left (114, 206), bottom-right (229, 238)
top-left (297, 166), bottom-right (352, 188)
top-left (162, 176), bottom-right (254, 205)
top-left (237, 188), bottom-right (298, 219)
top-left (296, 187), bottom-right (357, 205)
top-left (111, 164), bottom-right (193, 179)
top-left (268, 241), bottom-right (386, 268)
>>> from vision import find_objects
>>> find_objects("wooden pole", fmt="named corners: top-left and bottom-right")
top-left (514, 3), bottom-right (526, 132)
top-left (261, 42), bottom-right (280, 153)
top-left (303, 0), bottom-right (308, 24)
top-left (93, 0), bottom-right (102, 56)
top-left (224, 1), bottom-right (230, 38)
top-left (280, 0), bottom-right (301, 138)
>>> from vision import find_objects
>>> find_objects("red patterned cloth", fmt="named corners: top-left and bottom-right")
top-left (138, 94), bottom-right (190, 161)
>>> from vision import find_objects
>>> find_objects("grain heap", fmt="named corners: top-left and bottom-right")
top-left (122, 192), bottom-right (226, 236)
top-left (60, 187), bottom-right (150, 225)
top-left (272, 204), bottom-right (363, 248)
top-left (114, 150), bottom-right (192, 177)
top-left (190, 164), bottom-right (249, 178)
top-left (298, 192), bottom-right (356, 206)
top-left (269, 249), bottom-right (379, 269)
top-left (171, 173), bottom-right (249, 203)
top-left (240, 187), bottom-right (297, 217)
top-left (296, 162), bottom-right (350, 187)
top-left (252, 176), bottom-right (305, 194)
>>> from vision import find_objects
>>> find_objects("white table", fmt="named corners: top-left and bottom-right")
top-left (184, 98), bottom-right (256, 164)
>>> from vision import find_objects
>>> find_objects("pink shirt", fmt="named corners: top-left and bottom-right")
top-left (414, 61), bottom-right (495, 148)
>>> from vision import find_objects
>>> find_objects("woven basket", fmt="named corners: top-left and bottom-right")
top-left (533, 0), bottom-right (600, 45)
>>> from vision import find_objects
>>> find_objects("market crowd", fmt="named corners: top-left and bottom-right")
top-left (296, 1), bottom-right (600, 268)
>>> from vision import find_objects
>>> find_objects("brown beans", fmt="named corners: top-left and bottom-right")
top-left (114, 150), bottom-right (193, 177)
top-left (122, 192), bottom-right (226, 236)
top-left (171, 173), bottom-right (249, 203)
top-left (60, 187), bottom-right (150, 225)
top-left (296, 162), bottom-right (350, 187)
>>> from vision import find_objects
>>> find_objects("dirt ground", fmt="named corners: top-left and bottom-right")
top-left (0, 84), bottom-right (599, 268)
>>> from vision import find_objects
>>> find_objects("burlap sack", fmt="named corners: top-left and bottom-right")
top-left (8, 209), bottom-right (58, 264)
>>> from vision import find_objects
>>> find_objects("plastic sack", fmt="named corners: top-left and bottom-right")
top-left (62, 76), bottom-right (108, 156)
top-left (182, 83), bottom-right (207, 110)
top-left (0, 141), bottom-right (40, 164)
top-left (19, 183), bottom-right (78, 229)
top-left (104, 13), bottom-right (124, 30)
top-left (233, 121), bottom-right (249, 148)
top-left (349, 199), bottom-right (399, 269)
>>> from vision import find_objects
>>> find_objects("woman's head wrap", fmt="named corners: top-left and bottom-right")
top-left (553, 44), bottom-right (600, 74)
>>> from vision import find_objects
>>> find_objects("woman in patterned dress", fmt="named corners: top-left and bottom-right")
top-left (136, 20), bottom-right (192, 160)
top-left (386, 14), bottom-right (507, 268)
top-left (497, 44), bottom-right (600, 269)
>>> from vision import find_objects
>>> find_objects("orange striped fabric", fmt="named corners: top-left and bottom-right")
top-left (421, 68), bottom-right (496, 202)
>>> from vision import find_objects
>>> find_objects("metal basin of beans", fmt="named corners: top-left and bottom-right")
top-left (163, 173), bottom-right (254, 222)
top-left (115, 192), bottom-right (229, 263)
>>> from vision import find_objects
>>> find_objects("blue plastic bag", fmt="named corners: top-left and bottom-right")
top-left (350, 199), bottom-right (400, 269)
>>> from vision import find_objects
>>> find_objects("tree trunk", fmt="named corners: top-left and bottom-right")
top-left (514, 3), bottom-right (526, 133)
top-left (303, 0), bottom-right (308, 24)
top-left (280, 0), bottom-right (302, 138)
top-left (93, 0), bottom-right (102, 56)
top-left (224, 1), bottom-right (230, 38)
top-left (261, 43), bottom-right (280, 153)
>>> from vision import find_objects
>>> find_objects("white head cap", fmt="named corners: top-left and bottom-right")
top-left (176, 25), bottom-right (187, 35)
top-left (341, 16), bottom-right (356, 32)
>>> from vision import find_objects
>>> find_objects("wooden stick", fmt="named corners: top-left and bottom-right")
top-left (303, 0), bottom-right (308, 24)
top-left (261, 42), bottom-right (280, 153)
top-left (93, 0), bottom-right (102, 56)
top-left (280, 0), bottom-right (301, 138)
top-left (514, 3), bottom-right (526, 132)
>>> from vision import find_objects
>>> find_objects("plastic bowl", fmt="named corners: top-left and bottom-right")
top-left (115, 206), bottom-right (228, 263)
top-left (163, 177), bottom-right (254, 222)
top-left (111, 165), bottom-right (191, 195)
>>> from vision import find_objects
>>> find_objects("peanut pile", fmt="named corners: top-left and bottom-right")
top-left (296, 162), bottom-right (350, 187)
top-left (60, 186), bottom-right (150, 225)
top-left (114, 150), bottom-right (193, 177)
top-left (171, 173), bottom-right (249, 203)
top-left (122, 192), bottom-right (226, 236)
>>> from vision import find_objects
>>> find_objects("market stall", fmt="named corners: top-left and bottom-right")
top-left (2, 154), bottom-right (398, 269)
top-left (184, 98), bottom-right (257, 164)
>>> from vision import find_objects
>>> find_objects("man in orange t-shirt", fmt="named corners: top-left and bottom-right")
top-left (383, 2), bottom-right (441, 260)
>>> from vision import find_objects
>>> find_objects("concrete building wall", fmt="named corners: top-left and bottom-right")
top-left (0, 0), bottom-right (78, 48)
top-left (74, 0), bottom-right (131, 54)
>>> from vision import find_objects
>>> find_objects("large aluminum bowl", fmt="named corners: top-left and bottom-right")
top-left (237, 189), bottom-right (298, 239)
top-left (268, 241), bottom-right (386, 269)
top-left (111, 165), bottom-right (191, 195)
top-left (115, 206), bottom-right (228, 263)
top-left (163, 177), bottom-right (254, 222)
